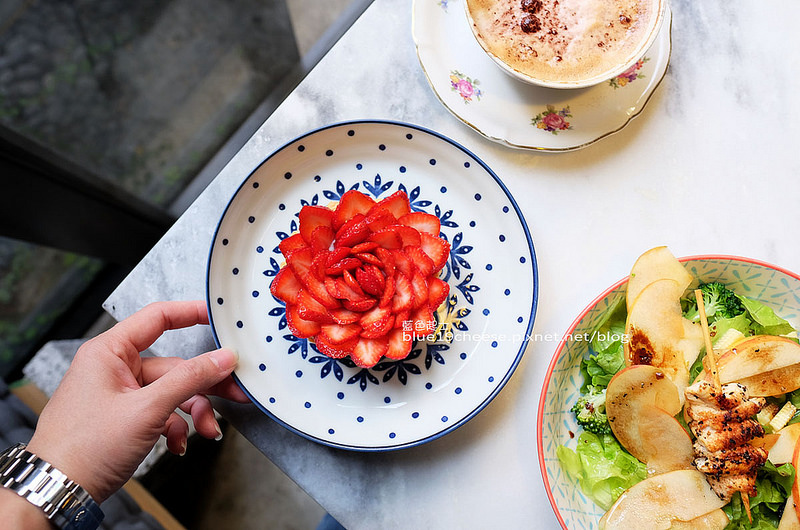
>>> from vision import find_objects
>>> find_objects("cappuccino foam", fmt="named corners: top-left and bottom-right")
top-left (467, 0), bottom-right (659, 85)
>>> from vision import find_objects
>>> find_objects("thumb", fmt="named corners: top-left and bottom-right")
top-left (142, 349), bottom-right (238, 416)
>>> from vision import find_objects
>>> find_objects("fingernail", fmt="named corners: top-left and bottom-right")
top-left (214, 423), bottom-right (224, 442)
top-left (209, 348), bottom-right (238, 370)
top-left (179, 438), bottom-right (187, 457)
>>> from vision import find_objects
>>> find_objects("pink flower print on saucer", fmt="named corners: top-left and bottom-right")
top-left (449, 70), bottom-right (483, 103)
top-left (532, 105), bottom-right (573, 134)
top-left (609, 57), bottom-right (650, 89)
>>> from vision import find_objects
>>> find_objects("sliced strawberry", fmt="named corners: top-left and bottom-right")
top-left (360, 305), bottom-right (392, 328)
top-left (299, 206), bottom-right (335, 245)
top-left (360, 305), bottom-right (394, 338)
top-left (270, 267), bottom-right (302, 304)
top-left (333, 190), bottom-right (376, 230)
top-left (368, 229), bottom-right (403, 250)
top-left (403, 245), bottom-right (434, 277)
top-left (392, 271), bottom-right (413, 312)
top-left (279, 233), bottom-right (308, 256)
top-left (391, 249), bottom-right (413, 277)
top-left (330, 307), bottom-right (361, 325)
top-left (410, 271), bottom-right (429, 309)
top-left (352, 337), bottom-right (389, 368)
top-left (393, 310), bottom-right (410, 329)
top-left (428, 277), bottom-right (450, 310)
top-left (398, 211), bottom-right (440, 236)
top-left (365, 207), bottom-right (396, 233)
top-left (287, 246), bottom-right (313, 282)
top-left (342, 270), bottom-right (365, 297)
top-left (324, 276), bottom-right (341, 299)
top-left (286, 303), bottom-right (322, 338)
top-left (310, 250), bottom-right (331, 279)
top-left (379, 273), bottom-right (395, 308)
top-left (325, 257), bottom-right (361, 275)
top-left (355, 252), bottom-right (382, 268)
top-left (309, 225), bottom-right (335, 253)
top-left (296, 289), bottom-right (334, 324)
top-left (374, 247), bottom-right (395, 273)
top-left (410, 307), bottom-right (436, 339)
top-left (385, 328), bottom-right (413, 360)
top-left (356, 266), bottom-right (385, 296)
top-left (304, 273), bottom-right (341, 309)
top-left (419, 232), bottom-right (450, 272)
top-left (334, 214), bottom-right (369, 248)
top-left (325, 246), bottom-right (351, 265)
top-left (373, 190), bottom-right (410, 219)
top-left (351, 241), bottom-right (379, 254)
top-left (343, 297), bottom-right (377, 312)
top-left (315, 334), bottom-right (358, 359)
top-left (384, 225), bottom-right (421, 247)
top-left (336, 275), bottom-right (367, 302)
top-left (360, 316), bottom-right (394, 339)
top-left (319, 323), bottom-right (362, 344)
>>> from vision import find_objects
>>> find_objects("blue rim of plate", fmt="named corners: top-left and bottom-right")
top-left (206, 119), bottom-right (538, 451)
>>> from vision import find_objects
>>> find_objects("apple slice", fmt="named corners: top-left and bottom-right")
top-left (716, 335), bottom-right (800, 387)
top-left (670, 509), bottom-right (729, 530)
top-left (769, 424), bottom-right (800, 465)
top-left (598, 470), bottom-right (727, 529)
top-left (737, 363), bottom-right (800, 397)
top-left (626, 246), bottom-right (694, 311)
top-left (624, 279), bottom-right (691, 400)
top-left (779, 496), bottom-right (800, 530)
top-left (638, 404), bottom-right (694, 475)
top-left (606, 365), bottom-right (682, 462)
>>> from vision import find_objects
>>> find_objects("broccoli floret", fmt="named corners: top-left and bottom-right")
top-left (686, 282), bottom-right (745, 322)
top-left (571, 386), bottom-right (612, 435)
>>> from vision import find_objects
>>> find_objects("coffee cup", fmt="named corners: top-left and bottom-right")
top-left (464, 0), bottom-right (666, 89)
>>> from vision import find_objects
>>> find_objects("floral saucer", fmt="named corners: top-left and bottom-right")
top-left (206, 121), bottom-right (538, 451)
top-left (412, 0), bottom-right (673, 151)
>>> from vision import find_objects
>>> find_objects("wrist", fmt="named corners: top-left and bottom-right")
top-left (0, 443), bottom-right (104, 530)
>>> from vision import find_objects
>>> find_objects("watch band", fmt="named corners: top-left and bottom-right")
top-left (0, 443), bottom-right (104, 530)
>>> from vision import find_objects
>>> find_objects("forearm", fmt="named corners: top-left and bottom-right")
top-left (0, 487), bottom-right (52, 530)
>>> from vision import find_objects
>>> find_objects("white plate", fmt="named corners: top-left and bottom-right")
top-left (413, 0), bottom-right (673, 151)
top-left (207, 120), bottom-right (538, 451)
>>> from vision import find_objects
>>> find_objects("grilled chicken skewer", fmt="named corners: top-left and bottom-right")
top-left (685, 380), bottom-right (768, 504)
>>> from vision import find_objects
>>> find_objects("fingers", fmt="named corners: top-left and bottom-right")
top-left (142, 356), bottom-right (250, 403)
top-left (179, 395), bottom-right (222, 440)
top-left (142, 349), bottom-right (239, 418)
top-left (163, 412), bottom-right (189, 455)
top-left (107, 301), bottom-right (209, 355)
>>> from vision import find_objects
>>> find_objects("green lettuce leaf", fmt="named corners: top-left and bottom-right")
top-left (723, 461), bottom-right (795, 529)
top-left (580, 300), bottom-right (627, 392)
top-left (738, 296), bottom-right (796, 336)
top-left (710, 313), bottom-right (753, 344)
top-left (556, 432), bottom-right (647, 511)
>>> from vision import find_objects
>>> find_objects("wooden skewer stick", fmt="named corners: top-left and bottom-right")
top-left (742, 491), bottom-right (753, 524)
top-left (695, 290), bottom-right (752, 522)
top-left (694, 289), bottom-right (722, 393)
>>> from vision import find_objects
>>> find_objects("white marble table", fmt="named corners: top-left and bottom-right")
top-left (105, 0), bottom-right (800, 527)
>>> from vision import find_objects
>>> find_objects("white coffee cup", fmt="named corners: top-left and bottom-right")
top-left (465, 0), bottom-right (666, 89)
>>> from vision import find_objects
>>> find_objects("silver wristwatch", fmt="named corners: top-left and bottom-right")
top-left (0, 443), bottom-right (104, 530)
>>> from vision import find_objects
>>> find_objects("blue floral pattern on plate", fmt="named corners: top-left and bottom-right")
top-left (207, 120), bottom-right (537, 451)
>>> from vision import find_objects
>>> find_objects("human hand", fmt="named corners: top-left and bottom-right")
top-left (26, 300), bottom-right (249, 503)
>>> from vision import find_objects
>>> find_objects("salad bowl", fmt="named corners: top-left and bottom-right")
top-left (537, 255), bottom-right (800, 528)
